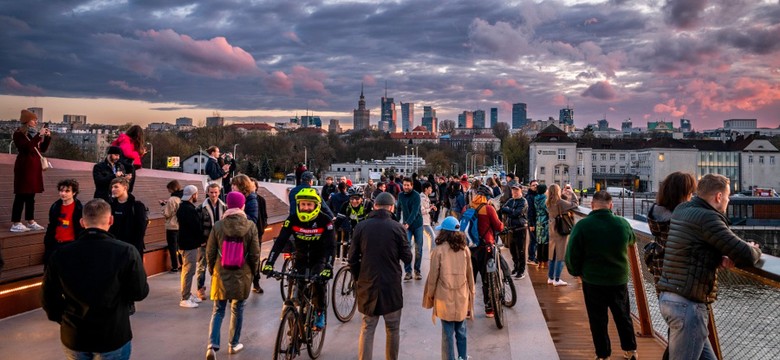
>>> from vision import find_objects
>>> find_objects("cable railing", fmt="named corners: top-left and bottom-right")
top-left (572, 207), bottom-right (780, 360)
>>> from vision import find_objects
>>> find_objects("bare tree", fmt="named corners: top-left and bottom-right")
top-left (439, 119), bottom-right (455, 134)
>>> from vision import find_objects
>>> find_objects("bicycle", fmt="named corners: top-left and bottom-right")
top-left (270, 269), bottom-right (329, 360)
top-left (485, 241), bottom-right (517, 329)
top-left (260, 254), bottom-right (296, 301)
top-left (331, 264), bottom-right (357, 322)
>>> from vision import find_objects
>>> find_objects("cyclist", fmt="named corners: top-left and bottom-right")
top-left (262, 188), bottom-right (335, 330)
top-left (338, 186), bottom-right (373, 233)
top-left (467, 185), bottom-right (504, 318)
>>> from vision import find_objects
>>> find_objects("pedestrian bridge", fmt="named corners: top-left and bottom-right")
top-left (0, 154), bottom-right (778, 359)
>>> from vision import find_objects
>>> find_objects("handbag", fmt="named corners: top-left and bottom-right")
top-left (33, 146), bottom-right (51, 171)
top-left (554, 204), bottom-right (574, 236)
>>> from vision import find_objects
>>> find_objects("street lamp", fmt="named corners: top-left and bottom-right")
top-left (146, 142), bottom-right (153, 170)
top-left (232, 143), bottom-right (239, 176)
top-left (198, 146), bottom-right (203, 175)
top-left (404, 145), bottom-right (408, 176)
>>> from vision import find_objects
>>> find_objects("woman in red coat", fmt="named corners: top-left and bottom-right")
top-left (110, 125), bottom-right (147, 193)
top-left (11, 109), bottom-right (52, 233)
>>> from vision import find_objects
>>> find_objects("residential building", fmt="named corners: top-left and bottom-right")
top-left (512, 103), bottom-right (528, 129)
top-left (400, 102), bottom-right (414, 132)
top-left (353, 86), bottom-right (370, 131)
top-left (229, 123), bottom-right (278, 136)
top-left (147, 122), bottom-right (176, 132)
top-left (63, 114), bottom-right (87, 126)
top-left (176, 117), bottom-right (193, 127)
top-left (389, 126), bottom-right (439, 145)
top-left (473, 109), bottom-right (486, 128)
top-left (182, 150), bottom-right (211, 175)
top-left (56, 130), bottom-right (114, 162)
top-left (490, 108), bottom-right (498, 128)
top-left (421, 106), bottom-right (438, 133)
top-left (206, 116), bottom-right (224, 127)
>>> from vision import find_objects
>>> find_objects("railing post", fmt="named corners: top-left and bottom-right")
top-left (627, 243), bottom-right (653, 336)
top-left (707, 307), bottom-right (724, 360)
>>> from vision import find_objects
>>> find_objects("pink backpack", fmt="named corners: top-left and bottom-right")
top-left (220, 236), bottom-right (245, 270)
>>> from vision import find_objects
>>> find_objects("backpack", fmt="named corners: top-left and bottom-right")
top-left (460, 204), bottom-right (486, 248)
top-left (220, 236), bottom-right (245, 270)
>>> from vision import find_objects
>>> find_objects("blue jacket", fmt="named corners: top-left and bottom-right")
top-left (205, 157), bottom-right (225, 182)
top-left (398, 190), bottom-right (422, 229)
top-left (245, 192), bottom-right (259, 226)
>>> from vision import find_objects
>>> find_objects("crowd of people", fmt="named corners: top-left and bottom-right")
top-left (10, 108), bottom-right (764, 360)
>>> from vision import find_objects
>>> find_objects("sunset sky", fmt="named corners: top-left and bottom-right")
top-left (1, 0), bottom-right (779, 130)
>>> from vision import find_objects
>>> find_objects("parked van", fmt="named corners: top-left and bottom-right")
top-left (606, 187), bottom-right (633, 196)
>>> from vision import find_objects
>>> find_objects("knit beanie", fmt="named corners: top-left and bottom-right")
top-left (226, 191), bottom-right (246, 209)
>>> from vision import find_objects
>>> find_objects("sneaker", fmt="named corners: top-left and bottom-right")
top-left (206, 348), bottom-right (217, 360)
top-left (228, 343), bottom-right (244, 354)
top-left (197, 287), bottom-right (208, 301)
top-left (547, 278), bottom-right (554, 284)
top-left (179, 299), bottom-right (199, 308)
top-left (485, 310), bottom-right (494, 318)
top-left (515, 273), bottom-right (526, 280)
top-left (403, 273), bottom-right (413, 281)
top-left (190, 294), bottom-right (202, 304)
top-left (553, 279), bottom-right (569, 287)
top-left (527, 259), bottom-right (538, 265)
top-left (623, 350), bottom-right (637, 359)
top-left (314, 311), bottom-right (326, 330)
top-left (414, 272), bottom-right (423, 280)
top-left (169, 267), bottom-right (180, 273)
top-left (510, 268), bottom-right (517, 275)
top-left (253, 280), bottom-right (264, 294)
top-left (26, 221), bottom-right (45, 231)
top-left (10, 223), bottom-right (30, 233)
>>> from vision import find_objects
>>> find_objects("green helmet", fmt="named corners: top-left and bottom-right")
top-left (295, 188), bottom-right (321, 222)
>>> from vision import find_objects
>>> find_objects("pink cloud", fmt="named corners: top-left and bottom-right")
top-left (283, 31), bottom-right (302, 44)
top-left (654, 99), bottom-right (687, 117)
top-left (492, 79), bottom-right (524, 91)
top-left (552, 94), bottom-right (566, 106)
top-left (290, 65), bottom-right (329, 95)
top-left (481, 89), bottom-right (494, 97)
top-left (1, 76), bottom-right (43, 96)
top-left (363, 75), bottom-right (376, 86)
top-left (97, 29), bottom-right (261, 78)
top-left (266, 71), bottom-right (293, 95)
top-left (108, 80), bottom-right (157, 95)
top-left (582, 81), bottom-right (617, 100)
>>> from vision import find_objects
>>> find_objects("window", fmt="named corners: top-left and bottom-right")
top-left (771, 156), bottom-right (776, 165)
top-left (540, 167), bottom-right (545, 175)
top-left (563, 167), bottom-right (569, 175)
top-left (619, 154), bottom-right (626, 161)
top-left (592, 166), bottom-right (597, 174)
top-left (578, 152), bottom-right (583, 161)
top-left (748, 155), bottom-right (753, 163)
top-left (558, 148), bottom-right (566, 161)
top-left (631, 154), bottom-right (636, 161)
top-left (554, 167), bottom-right (560, 175)
top-left (193, 169), bottom-right (198, 174)
top-left (601, 153), bottom-right (607, 161)
top-left (759, 156), bottom-right (764, 164)
top-left (609, 153), bottom-right (616, 161)
top-left (609, 166), bottom-right (615, 173)
top-left (600, 166), bottom-right (607, 173)
top-left (619, 166), bottom-right (625, 173)
top-left (592, 154), bottom-right (597, 161)
top-left (193, 157), bottom-right (198, 163)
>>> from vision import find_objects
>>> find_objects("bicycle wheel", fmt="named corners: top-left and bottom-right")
top-left (273, 307), bottom-right (298, 360)
top-left (305, 302), bottom-right (327, 358)
top-left (500, 255), bottom-right (517, 308)
top-left (280, 258), bottom-right (294, 301)
top-left (489, 272), bottom-right (505, 329)
top-left (332, 266), bottom-right (357, 322)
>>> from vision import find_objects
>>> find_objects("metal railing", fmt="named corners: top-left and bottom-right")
top-left (572, 207), bottom-right (780, 359)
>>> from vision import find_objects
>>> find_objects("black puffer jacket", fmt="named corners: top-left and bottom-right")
top-left (656, 197), bottom-right (761, 303)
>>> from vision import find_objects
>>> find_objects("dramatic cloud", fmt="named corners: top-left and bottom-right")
top-left (109, 80), bottom-right (157, 95)
top-left (2, 76), bottom-right (43, 96)
top-left (582, 81), bottom-right (617, 101)
top-left (663, 0), bottom-right (708, 29)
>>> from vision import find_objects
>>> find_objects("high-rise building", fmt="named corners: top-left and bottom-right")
top-left (597, 119), bottom-right (609, 131)
top-left (378, 120), bottom-right (391, 132)
top-left (400, 102), bottom-right (414, 132)
top-left (301, 116), bottom-right (322, 128)
top-left (490, 108), bottom-right (498, 128)
top-left (421, 106), bottom-right (438, 133)
top-left (512, 103), bottom-right (527, 129)
top-left (328, 119), bottom-right (342, 133)
top-left (680, 119), bottom-right (692, 132)
top-left (559, 107), bottom-right (574, 126)
top-left (206, 116), bottom-right (224, 127)
top-left (352, 85), bottom-right (370, 131)
top-left (27, 107), bottom-right (43, 122)
top-left (176, 117), bottom-right (193, 127)
top-left (381, 83), bottom-right (397, 132)
top-left (473, 109), bottom-right (486, 128)
top-left (63, 114), bottom-right (87, 125)
top-left (458, 111), bottom-right (474, 128)
top-left (622, 119), bottom-right (633, 132)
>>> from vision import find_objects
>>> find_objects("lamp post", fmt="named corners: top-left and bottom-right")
top-left (198, 146), bottom-right (203, 175)
top-left (404, 145), bottom-right (409, 176)
top-left (146, 142), bottom-right (153, 170)
top-left (232, 143), bottom-right (239, 176)
top-left (749, 151), bottom-right (754, 191)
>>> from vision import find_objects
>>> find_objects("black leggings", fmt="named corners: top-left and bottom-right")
top-left (12, 193), bottom-right (36, 222)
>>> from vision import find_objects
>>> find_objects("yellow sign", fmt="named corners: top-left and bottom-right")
top-left (595, 183), bottom-right (601, 192)
top-left (167, 156), bottom-right (180, 168)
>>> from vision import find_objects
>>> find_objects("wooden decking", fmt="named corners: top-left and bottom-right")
top-left (527, 262), bottom-right (667, 359)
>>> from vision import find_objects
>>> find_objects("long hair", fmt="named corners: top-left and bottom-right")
top-left (486, 177), bottom-right (497, 188)
top-left (656, 172), bottom-right (696, 211)
top-left (546, 184), bottom-right (562, 209)
top-left (231, 174), bottom-right (256, 196)
top-left (125, 125), bottom-right (145, 153)
top-left (435, 230), bottom-right (467, 252)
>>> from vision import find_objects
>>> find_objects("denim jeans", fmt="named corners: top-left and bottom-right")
top-left (196, 245), bottom-right (207, 290)
top-left (527, 228), bottom-right (537, 262)
top-left (179, 249), bottom-right (198, 300)
top-left (63, 341), bottom-right (131, 360)
top-left (547, 259), bottom-right (564, 280)
top-left (659, 292), bottom-right (717, 360)
top-left (208, 299), bottom-right (246, 350)
top-left (358, 309), bottom-right (402, 360)
top-left (441, 320), bottom-right (467, 360)
top-left (405, 226), bottom-right (424, 274)
top-left (423, 225), bottom-right (436, 249)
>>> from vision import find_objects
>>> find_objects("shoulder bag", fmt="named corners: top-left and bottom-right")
top-left (554, 203), bottom-right (574, 236)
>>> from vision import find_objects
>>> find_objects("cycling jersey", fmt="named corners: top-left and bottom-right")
top-left (268, 212), bottom-right (335, 270)
top-left (339, 201), bottom-right (373, 229)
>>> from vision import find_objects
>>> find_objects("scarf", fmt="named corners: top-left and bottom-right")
top-left (222, 208), bottom-right (247, 219)
top-left (26, 127), bottom-right (39, 139)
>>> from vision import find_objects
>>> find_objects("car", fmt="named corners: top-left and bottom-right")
top-left (606, 187), bottom-right (633, 197)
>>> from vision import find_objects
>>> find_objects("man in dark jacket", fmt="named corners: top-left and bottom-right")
top-left (320, 176), bottom-right (337, 203)
top-left (525, 180), bottom-right (539, 264)
top-left (656, 174), bottom-right (761, 360)
top-left (108, 178), bottom-right (148, 255)
top-left (43, 179), bottom-right (85, 268)
top-left (565, 191), bottom-right (637, 360)
top-left (500, 183), bottom-right (528, 278)
top-left (176, 185), bottom-right (204, 308)
top-left (205, 146), bottom-right (229, 187)
top-left (42, 199), bottom-right (149, 359)
top-left (92, 146), bottom-right (128, 201)
top-left (289, 171), bottom-right (334, 219)
top-left (348, 192), bottom-right (412, 360)
top-left (198, 183), bottom-right (226, 300)
top-left (398, 177), bottom-right (424, 280)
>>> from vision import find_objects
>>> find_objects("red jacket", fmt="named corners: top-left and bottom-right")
top-left (111, 133), bottom-right (142, 168)
top-left (13, 130), bottom-right (51, 194)
top-left (473, 203), bottom-right (503, 245)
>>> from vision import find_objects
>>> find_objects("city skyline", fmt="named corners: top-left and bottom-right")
top-left (1, 0), bottom-right (779, 129)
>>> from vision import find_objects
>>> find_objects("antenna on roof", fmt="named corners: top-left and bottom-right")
top-left (385, 81), bottom-right (388, 98)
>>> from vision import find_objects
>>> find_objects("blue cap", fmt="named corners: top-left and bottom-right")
top-left (435, 216), bottom-right (460, 232)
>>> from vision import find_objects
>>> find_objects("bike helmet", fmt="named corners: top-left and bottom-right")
top-left (347, 186), bottom-right (363, 198)
top-left (476, 185), bottom-right (493, 198)
top-left (295, 188), bottom-right (321, 222)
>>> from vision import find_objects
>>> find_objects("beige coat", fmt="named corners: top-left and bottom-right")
top-left (422, 245), bottom-right (475, 322)
top-left (162, 196), bottom-right (181, 230)
top-left (546, 193), bottom-right (579, 261)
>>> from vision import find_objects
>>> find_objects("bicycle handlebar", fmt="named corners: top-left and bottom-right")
top-left (270, 270), bottom-right (327, 284)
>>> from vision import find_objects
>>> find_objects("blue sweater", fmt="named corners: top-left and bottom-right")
top-left (398, 190), bottom-right (422, 229)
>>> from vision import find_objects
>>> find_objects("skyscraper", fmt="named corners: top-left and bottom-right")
top-left (473, 109), bottom-right (486, 128)
top-left (380, 82), bottom-right (397, 133)
top-left (512, 103), bottom-right (527, 129)
top-left (490, 108), bottom-right (498, 128)
top-left (422, 106), bottom-right (438, 133)
top-left (458, 111), bottom-right (473, 128)
top-left (680, 119), bottom-right (692, 132)
top-left (353, 84), bottom-right (370, 131)
top-left (559, 106), bottom-right (574, 126)
top-left (401, 102), bottom-right (414, 132)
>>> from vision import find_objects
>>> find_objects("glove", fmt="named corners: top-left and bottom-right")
top-left (261, 264), bottom-right (274, 277)
top-left (319, 268), bottom-right (332, 279)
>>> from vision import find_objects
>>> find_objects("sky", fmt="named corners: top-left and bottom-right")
top-left (1, 0), bottom-right (780, 130)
